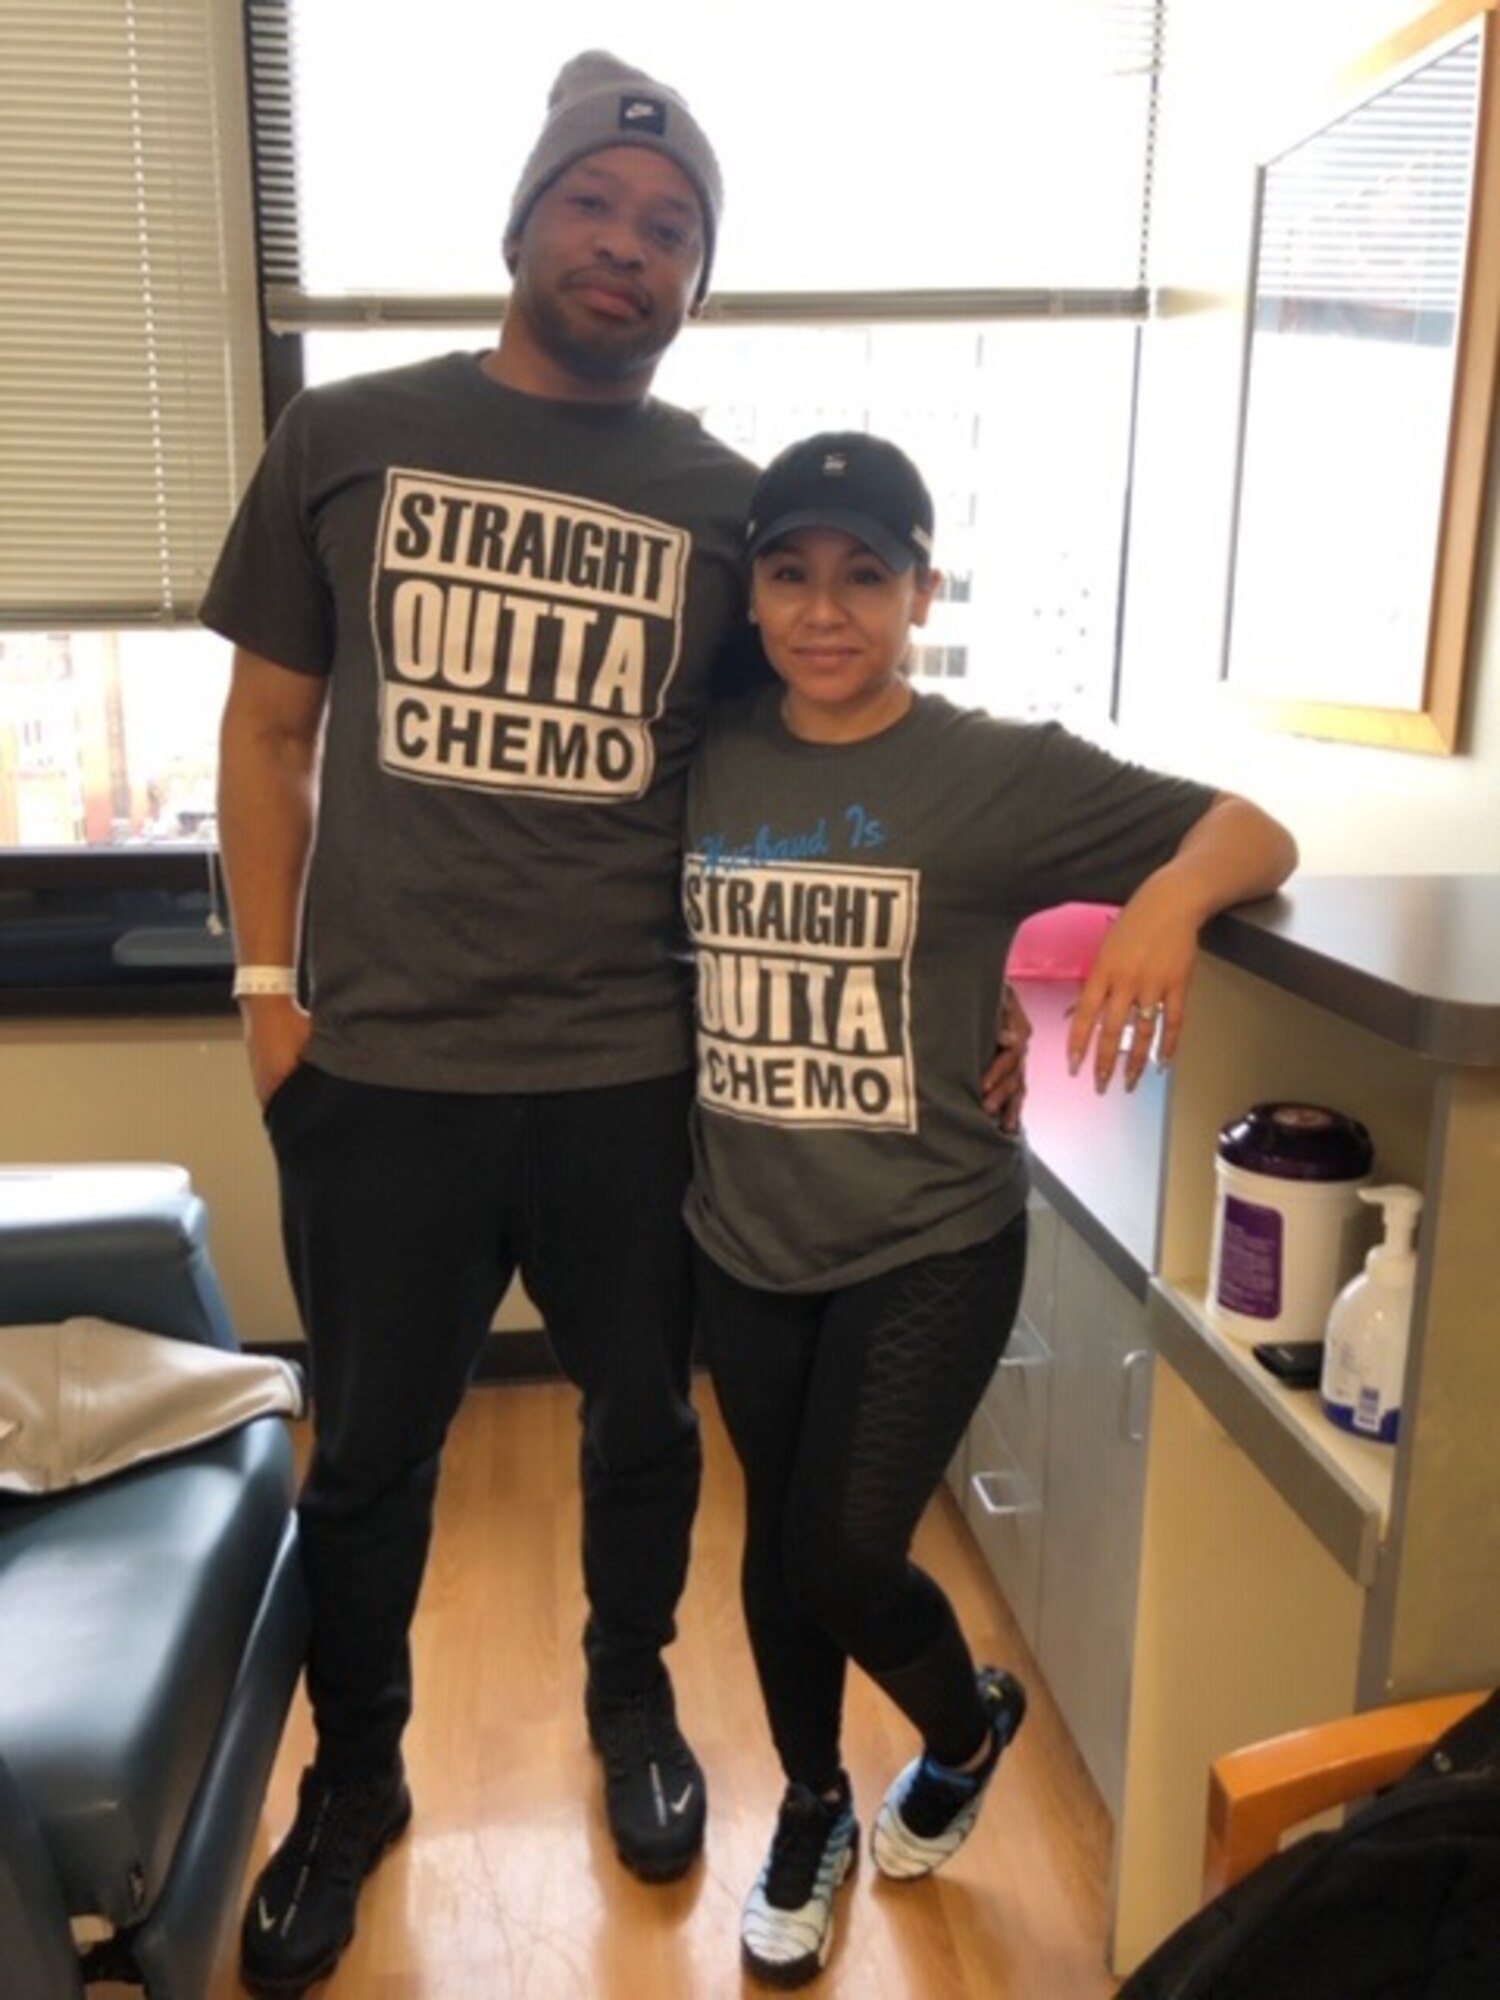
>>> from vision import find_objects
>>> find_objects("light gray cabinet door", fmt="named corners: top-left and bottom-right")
top-left (949, 1189), bottom-right (1153, 1817)
top-left (1019, 1189), bottom-right (1060, 1342)
top-left (944, 1425), bottom-right (969, 1506)
top-left (963, 1310), bottom-right (1051, 1644)
top-left (1033, 1225), bottom-right (1152, 1818)
top-left (960, 1193), bottom-right (1057, 1645)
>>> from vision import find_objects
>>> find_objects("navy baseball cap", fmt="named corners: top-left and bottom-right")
top-left (746, 432), bottom-right (935, 574)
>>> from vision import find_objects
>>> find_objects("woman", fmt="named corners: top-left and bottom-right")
top-left (683, 430), bottom-right (1298, 1986)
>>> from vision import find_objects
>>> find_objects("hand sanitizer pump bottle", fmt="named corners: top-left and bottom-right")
top-left (1319, 1185), bottom-right (1423, 1444)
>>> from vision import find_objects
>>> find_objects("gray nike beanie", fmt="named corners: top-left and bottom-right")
top-left (504, 51), bottom-right (723, 304)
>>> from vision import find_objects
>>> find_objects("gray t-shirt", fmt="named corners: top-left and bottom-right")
top-left (202, 352), bottom-right (757, 1092)
top-left (682, 688), bottom-right (1217, 1291)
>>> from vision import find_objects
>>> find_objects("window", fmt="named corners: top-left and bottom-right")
top-left (0, 3), bottom-right (262, 629)
top-left (1, 0), bottom-right (1165, 995)
top-left (300, 319), bottom-right (1140, 730)
top-left (281, 0), bottom-right (1161, 739)
top-left (912, 646), bottom-right (972, 683)
top-left (0, 0), bottom-right (258, 878)
top-left (274, 2), bottom-right (1161, 299)
top-left (0, 630), bottom-right (227, 849)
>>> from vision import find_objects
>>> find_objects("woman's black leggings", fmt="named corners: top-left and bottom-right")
top-left (696, 1213), bottom-right (1026, 1793)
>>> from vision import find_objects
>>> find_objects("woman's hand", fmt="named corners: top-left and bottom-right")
top-left (1065, 791), bottom-right (1298, 1094)
top-left (982, 981), bottom-right (1033, 1132)
top-left (1064, 873), bottom-right (1200, 1094)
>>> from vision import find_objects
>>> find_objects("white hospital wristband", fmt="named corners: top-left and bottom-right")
top-left (232, 965), bottom-right (298, 999)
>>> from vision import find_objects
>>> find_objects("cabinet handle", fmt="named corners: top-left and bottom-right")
top-left (998, 1315), bottom-right (1050, 1369)
top-left (970, 1470), bottom-right (1038, 1518)
top-left (1120, 1347), bottom-right (1152, 1444)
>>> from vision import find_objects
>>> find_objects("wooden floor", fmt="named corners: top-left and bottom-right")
top-left (192, 1378), bottom-right (1121, 1999)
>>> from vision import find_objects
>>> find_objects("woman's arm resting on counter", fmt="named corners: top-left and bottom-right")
top-left (1067, 794), bottom-right (1299, 1095)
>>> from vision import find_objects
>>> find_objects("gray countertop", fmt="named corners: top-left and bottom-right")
top-left (1204, 875), bottom-right (1500, 1066)
top-left (1014, 874), bottom-right (1500, 1288)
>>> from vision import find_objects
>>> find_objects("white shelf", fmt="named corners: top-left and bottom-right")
top-left (1148, 1280), bottom-right (1393, 1585)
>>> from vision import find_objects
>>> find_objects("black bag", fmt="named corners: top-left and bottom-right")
top-left (1118, 1691), bottom-right (1500, 2000)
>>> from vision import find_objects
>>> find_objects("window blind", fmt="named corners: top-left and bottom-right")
top-left (0, 0), bottom-right (264, 626)
top-left (1256, 29), bottom-right (1481, 329)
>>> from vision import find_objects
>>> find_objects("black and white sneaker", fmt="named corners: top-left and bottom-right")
top-left (240, 1761), bottom-right (412, 1998)
top-left (871, 1667), bottom-right (1027, 1880)
top-left (587, 1674), bottom-right (706, 1882)
top-left (741, 1776), bottom-right (859, 1988)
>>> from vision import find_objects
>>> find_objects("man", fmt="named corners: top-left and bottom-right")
top-left (207, 50), bottom-right (1025, 1998)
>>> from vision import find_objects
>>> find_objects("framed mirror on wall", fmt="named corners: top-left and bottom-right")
top-left (1222, 0), bottom-right (1500, 753)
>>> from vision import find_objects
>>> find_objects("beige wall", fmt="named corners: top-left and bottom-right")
top-left (1, 1018), bottom-right (297, 1339)
top-left (0, 1019), bottom-right (539, 1345)
top-left (1117, 0), bottom-right (1500, 872)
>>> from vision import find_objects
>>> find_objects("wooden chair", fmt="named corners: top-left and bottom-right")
top-left (1203, 1689), bottom-right (1491, 1899)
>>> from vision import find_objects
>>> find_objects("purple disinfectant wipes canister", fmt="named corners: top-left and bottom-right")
top-left (1206, 1103), bottom-right (1374, 1345)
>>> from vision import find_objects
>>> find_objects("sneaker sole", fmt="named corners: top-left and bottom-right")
top-left (616, 1834), bottom-right (703, 1885)
top-left (240, 1792), bottom-right (413, 2000)
top-left (742, 1837), bottom-right (857, 1988)
top-left (870, 1792), bottom-right (980, 1879)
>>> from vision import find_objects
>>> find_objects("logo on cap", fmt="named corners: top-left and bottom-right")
top-left (821, 452), bottom-right (849, 476)
top-left (620, 95), bottom-right (668, 133)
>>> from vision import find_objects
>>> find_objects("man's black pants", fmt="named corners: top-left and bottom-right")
top-left (265, 1063), bottom-right (701, 1779)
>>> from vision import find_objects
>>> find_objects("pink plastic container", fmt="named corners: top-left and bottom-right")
top-left (1008, 902), bottom-right (1118, 979)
